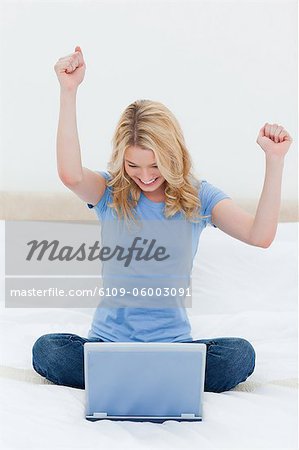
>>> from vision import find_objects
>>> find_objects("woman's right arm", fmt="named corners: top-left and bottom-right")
top-left (54, 46), bottom-right (106, 206)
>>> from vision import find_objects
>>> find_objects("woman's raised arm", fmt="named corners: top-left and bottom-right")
top-left (54, 46), bottom-right (106, 205)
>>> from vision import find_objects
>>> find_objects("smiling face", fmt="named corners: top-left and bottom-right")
top-left (124, 146), bottom-right (166, 194)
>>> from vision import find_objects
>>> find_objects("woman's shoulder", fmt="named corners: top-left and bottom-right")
top-left (95, 170), bottom-right (113, 181)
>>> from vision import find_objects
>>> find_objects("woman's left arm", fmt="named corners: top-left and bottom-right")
top-left (249, 122), bottom-right (293, 247)
top-left (211, 123), bottom-right (293, 248)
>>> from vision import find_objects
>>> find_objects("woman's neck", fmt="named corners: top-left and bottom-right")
top-left (142, 183), bottom-right (166, 202)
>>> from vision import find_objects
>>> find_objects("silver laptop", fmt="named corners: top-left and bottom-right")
top-left (84, 342), bottom-right (206, 423)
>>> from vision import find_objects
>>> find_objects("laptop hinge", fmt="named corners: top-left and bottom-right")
top-left (92, 412), bottom-right (108, 418)
top-left (180, 413), bottom-right (195, 418)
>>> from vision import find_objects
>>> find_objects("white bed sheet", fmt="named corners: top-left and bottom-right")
top-left (0, 220), bottom-right (298, 449)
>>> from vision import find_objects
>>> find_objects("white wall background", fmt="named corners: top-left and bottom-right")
top-left (0, 0), bottom-right (297, 202)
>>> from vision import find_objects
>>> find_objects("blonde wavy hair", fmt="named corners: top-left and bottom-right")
top-left (104, 99), bottom-right (210, 225)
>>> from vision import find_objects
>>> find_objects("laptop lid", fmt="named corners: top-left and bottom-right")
top-left (84, 342), bottom-right (206, 422)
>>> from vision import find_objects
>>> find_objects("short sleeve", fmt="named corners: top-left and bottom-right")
top-left (199, 179), bottom-right (231, 228)
top-left (86, 170), bottom-right (113, 220)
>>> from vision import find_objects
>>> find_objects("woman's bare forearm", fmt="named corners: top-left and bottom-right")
top-left (56, 87), bottom-right (83, 184)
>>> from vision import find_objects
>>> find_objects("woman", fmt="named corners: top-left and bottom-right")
top-left (32, 46), bottom-right (293, 392)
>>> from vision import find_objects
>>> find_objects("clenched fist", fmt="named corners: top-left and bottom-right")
top-left (54, 46), bottom-right (86, 91)
top-left (256, 123), bottom-right (293, 159)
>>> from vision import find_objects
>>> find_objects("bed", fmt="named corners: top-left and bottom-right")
top-left (0, 219), bottom-right (297, 449)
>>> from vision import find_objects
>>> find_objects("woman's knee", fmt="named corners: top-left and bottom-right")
top-left (204, 337), bottom-right (256, 393)
top-left (222, 337), bottom-right (256, 386)
top-left (234, 337), bottom-right (256, 376)
top-left (32, 333), bottom-right (87, 388)
top-left (32, 333), bottom-right (73, 376)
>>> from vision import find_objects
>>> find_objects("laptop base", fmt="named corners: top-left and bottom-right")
top-left (86, 415), bottom-right (202, 423)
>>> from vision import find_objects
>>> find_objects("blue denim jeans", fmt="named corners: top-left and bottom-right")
top-left (32, 333), bottom-right (255, 393)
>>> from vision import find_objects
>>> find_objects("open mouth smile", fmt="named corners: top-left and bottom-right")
top-left (138, 177), bottom-right (158, 185)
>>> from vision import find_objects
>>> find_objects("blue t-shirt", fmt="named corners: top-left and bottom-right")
top-left (86, 171), bottom-right (230, 342)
